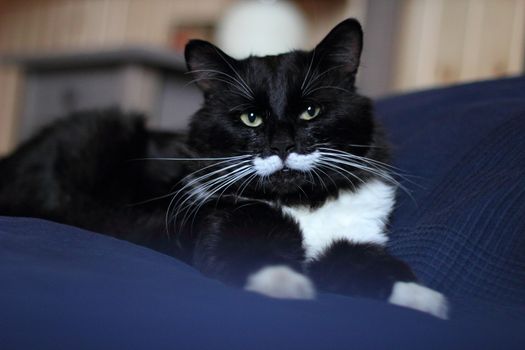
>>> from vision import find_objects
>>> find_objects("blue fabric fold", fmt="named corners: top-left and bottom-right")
top-left (377, 77), bottom-right (525, 321)
top-left (1, 77), bottom-right (525, 349)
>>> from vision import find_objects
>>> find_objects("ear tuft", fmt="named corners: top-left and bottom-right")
top-left (185, 39), bottom-right (217, 72)
top-left (184, 39), bottom-right (236, 91)
top-left (314, 18), bottom-right (363, 74)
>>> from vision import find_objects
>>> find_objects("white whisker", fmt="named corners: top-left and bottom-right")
top-left (317, 150), bottom-right (416, 203)
top-left (317, 148), bottom-right (420, 186)
top-left (170, 164), bottom-right (251, 222)
top-left (213, 48), bottom-right (254, 97)
top-left (181, 167), bottom-right (255, 228)
top-left (317, 160), bottom-right (362, 191)
top-left (236, 172), bottom-right (258, 199)
top-left (134, 154), bottom-right (251, 162)
top-left (187, 67), bottom-right (254, 99)
top-left (130, 156), bottom-right (250, 207)
top-left (304, 85), bottom-right (351, 95)
top-left (311, 166), bottom-right (336, 192)
top-left (186, 73), bottom-right (253, 100)
top-left (300, 49), bottom-right (316, 92)
top-left (302, 63), bottom-right (348, 96)
top-left (165, 160), bottom-right (252, 234)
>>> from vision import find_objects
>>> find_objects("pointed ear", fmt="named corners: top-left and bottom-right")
top-left (184, 39), bottom-right (238, 92)
top-left (314, 18), bottom-right (363, 74)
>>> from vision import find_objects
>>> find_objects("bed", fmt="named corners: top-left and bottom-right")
top-left (1, 77), bottom-right (524, 349)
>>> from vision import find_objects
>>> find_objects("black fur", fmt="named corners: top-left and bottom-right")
top-left (0, 19), bottom-right (417, 301)
top-left (308, 241), bottom-right (416, 299)
top-left (184, 20), bottom-right (388, 207)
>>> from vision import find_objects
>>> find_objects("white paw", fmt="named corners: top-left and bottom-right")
top-left (245, 265), bottom-right (316, 300)
top-left (388, 281), bottom-right (449, 319)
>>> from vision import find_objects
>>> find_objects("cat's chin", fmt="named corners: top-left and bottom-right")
top-left (263, 169), bottom-right (311, 193)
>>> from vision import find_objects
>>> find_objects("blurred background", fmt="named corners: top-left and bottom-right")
top-left (0, 0), bottom-right (524, 155)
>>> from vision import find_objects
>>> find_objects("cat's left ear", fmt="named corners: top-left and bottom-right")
top-left (185, 39), bottom-right (238, 92)
top-left (314, 18), bottom-right (363, 74)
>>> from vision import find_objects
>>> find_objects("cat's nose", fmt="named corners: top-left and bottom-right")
top-left (270, 143), bottom-right (296, 159)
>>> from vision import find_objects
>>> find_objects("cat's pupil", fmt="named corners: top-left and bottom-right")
top-left (248, 113), bottom-right (257, 123)
top-left (307, 106), bottom-right (315, 116)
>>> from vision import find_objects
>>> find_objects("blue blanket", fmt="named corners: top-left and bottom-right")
top-left (1, 77), bottom-right (525, 349)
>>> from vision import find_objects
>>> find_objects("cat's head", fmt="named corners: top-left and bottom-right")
top-left (184, 19), bottom-right (387, 204)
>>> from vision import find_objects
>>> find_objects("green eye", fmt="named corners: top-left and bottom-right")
top-left (299, 105), bottom-right (321, 120)
top-left (240, 112), bottom-right (263, 127)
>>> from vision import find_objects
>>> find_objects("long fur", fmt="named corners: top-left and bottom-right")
top-left (0, 19), bottom-right (448, 318)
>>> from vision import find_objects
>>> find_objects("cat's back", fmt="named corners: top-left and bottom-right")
top-left (0, 110), bottom-right (188, 232)
top-left (0, 110), bottom-right (142, 215)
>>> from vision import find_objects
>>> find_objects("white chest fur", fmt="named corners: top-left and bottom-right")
top-left (281, 180), bottom-right (396, 260)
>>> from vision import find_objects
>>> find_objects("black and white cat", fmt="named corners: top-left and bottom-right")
top-left (0, 19), bottom-right (448, 318)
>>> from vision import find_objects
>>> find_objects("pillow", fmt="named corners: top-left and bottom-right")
top-left (1, 216), bottom-right (524, 349)
top-left (377, 76), bottom-right (525, 321)
top-left (1, 77), bottom-right (525, 349)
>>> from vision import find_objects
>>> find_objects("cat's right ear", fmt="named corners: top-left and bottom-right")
top-left (314, 18), bottom-right (363, 75)
top-left (185, 39), bottom-right (235, 92)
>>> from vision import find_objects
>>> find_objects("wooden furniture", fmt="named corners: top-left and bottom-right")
top-left (5, 47), bottom-right (202, 143)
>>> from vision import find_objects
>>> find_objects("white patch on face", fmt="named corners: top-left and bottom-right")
top-left (253, 155), bottom-right (284, 176)
top-left (285, 151), bottom-right (320, 171)
top-left (388, 282), bottom-right (449, 319)
top-left (245, 265), bottom-right (316, 300)
top-left (281, 179), bottom-right (395, 260)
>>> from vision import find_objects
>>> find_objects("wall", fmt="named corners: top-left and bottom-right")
top-left (0, 67), bottom-right (21, 154)
top-left (0, 0), bottom-right (235, 154)
top-left (0, 0), bottom-right (234, 53)
top-left (393, 0), bottom-right (525, 91)
top-left (0, 0), bottom-right (524, 154)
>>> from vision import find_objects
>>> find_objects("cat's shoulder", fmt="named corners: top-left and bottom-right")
top-left (3, 109), bottom-right (146, 162)
top-left (40, 108), bottom-right (147, 145)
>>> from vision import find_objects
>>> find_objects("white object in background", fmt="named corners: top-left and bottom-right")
top-left (215, 0), bottom-right (307, 59)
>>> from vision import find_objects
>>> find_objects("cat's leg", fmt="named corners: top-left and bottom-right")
top-left (306, 241), bottom-right (449, 319)
top-left (189, 200), bottom-right (315, 300)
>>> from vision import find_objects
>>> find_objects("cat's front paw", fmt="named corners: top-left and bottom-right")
top-left (388, 281), bottom-right (449, 319)
top-left (245, 265), bottom-right (316, 300)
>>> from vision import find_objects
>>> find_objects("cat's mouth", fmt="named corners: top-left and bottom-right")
top-left (271, 167), bottom-right (307, 180)
top-left (253, 152), bottom-right (320, 177)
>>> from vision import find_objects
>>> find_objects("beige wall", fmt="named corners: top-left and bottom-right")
top-left (0, 0), bottom-right (235, 154)
top-left (393, 0), bottom-right (525, 91)
top-left (0, 67), bottom-right (21, 154)
top-left (0, 0), bottom-right (524, 154)
top-left (0, 0), bottom-right (234, 54)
